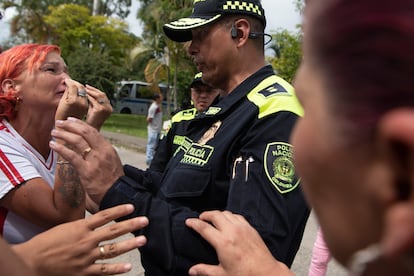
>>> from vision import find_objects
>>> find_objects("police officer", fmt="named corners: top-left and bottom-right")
top-left (50, 0), bottom-right (310, 275)
top-left (150, 72), bottom-right (220, 173)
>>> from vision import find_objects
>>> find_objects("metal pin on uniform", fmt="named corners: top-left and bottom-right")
top-left (245, 156), bottom-right (255, 182)
top-left (232, 156), bottom-right (243, 179)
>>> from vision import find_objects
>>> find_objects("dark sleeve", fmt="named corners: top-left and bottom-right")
top-left (227, 111), bottom-right (310, 267)
top-left (149, 124), bottom-right (175, 173)
top-left (123, 164), bottom-right (163, 193)
top-left (100, 176), bottom-right (217, 274)
top-left (100, 113), bottom-right (308, 273)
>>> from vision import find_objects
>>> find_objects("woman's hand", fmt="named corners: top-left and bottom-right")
top-left (84, 84), bottom-right (112, 130)
top-left (13, 204), bottom-right (148, 276)
top-left (55, 78), bottom-right (89, 121)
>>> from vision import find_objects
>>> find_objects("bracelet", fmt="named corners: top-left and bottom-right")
top-left (56, 160), bottom-right (71, 165)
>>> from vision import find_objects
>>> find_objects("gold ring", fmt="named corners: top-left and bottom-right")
top-left (99, 245), bottom-right (105, 258)
top-left (82, 147), bottom-right (92, 158)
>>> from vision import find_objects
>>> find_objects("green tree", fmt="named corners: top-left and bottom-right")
top-left (93, 0), bottom-right (132, 18)
top-left (43, 4), bottom-right (138, 99)
top-left (128, 44), bottom-right (155, 80)
top-left (44, 4), bottom-right (137, 63)
top-left (0, 0), bottom-right (132, 42)
top-left (137, 0), bottom-right (192, 54)
top-left (66, 48), bottom-right (127, 101)
top-left (293, 0), bottom-right (306, 15)
top-left (136, 0), bottom-right (195, 112)
top-left (268, 30), bottom-right (302, 83)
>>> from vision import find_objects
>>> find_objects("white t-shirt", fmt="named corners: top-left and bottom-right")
top-left (147, 101), bottom-right (163, 133)
top-left (0, 119), bottom-right (56, 244)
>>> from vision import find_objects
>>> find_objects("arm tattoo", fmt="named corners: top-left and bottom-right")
top-left (57, 162), bottom-right (84, 208)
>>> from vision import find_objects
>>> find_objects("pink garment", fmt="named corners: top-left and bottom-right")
top-left (308, 227), bottom-right (331, 276)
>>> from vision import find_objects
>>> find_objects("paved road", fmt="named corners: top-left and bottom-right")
top-left (99, 132), bottom-right (348, 275)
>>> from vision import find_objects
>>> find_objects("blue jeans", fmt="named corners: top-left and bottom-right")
top-left (146, 130), bottom-right (160, 166)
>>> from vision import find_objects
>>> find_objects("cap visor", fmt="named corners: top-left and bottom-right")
top-left (163, 14), bottom-right (222, 42)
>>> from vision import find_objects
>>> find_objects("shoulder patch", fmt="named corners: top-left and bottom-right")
top-left (247, 75), bottom-right (303, 119)
top-left (264, 142), bottom-right (300, 194)
top-left (171, 108), bottom-right (197, 123)
top-left (205, 106), bottom-right (222, 115)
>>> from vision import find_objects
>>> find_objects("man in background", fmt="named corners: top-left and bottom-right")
top-left (146, 93), bottom-right (163, 166)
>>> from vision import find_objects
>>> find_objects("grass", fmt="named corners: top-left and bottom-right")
top-left (101, 114), bottom-right (148, 138)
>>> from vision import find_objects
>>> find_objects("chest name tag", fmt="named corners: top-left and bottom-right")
top-left (180, 144), bottom-right (214, 166)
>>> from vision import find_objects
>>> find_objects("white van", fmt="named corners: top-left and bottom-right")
top-left (113, 80), bottom-right (172, 115)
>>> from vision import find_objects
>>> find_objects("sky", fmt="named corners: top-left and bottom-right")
top-left (0, 0), bottom-right (302, 42)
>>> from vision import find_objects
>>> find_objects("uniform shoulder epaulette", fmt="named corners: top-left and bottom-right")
top-left (247, 75), bottom-right (303, 119)
top-left (171, 107), bottom-right (197, 123)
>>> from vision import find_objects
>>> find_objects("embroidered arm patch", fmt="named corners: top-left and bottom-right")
top-left (264, 142), bottom-right (300, 194)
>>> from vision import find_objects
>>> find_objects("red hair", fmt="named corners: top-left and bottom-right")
top-left (308, 0), bottom-right (414, 138)
top-left (0, 44), bottom-right (61, 120)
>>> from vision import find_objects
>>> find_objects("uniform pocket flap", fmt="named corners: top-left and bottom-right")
top-left (161, 166), bottom-right (211, 198)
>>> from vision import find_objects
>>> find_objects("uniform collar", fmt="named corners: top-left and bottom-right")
top-left (199, 65), bottom-right (275, 118)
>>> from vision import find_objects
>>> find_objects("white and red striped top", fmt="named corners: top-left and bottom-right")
top-left (0, 119), bottom-right (56, 244)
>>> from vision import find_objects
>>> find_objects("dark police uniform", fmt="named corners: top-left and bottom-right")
top-left (149, 108), bottom-right (197, 174)
top-left (101, 65), bottom-right (310, 275)
top-left (150, 94), bottom-right (220, 174)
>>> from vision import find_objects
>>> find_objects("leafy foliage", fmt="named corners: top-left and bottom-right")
top-left (136, 0), bottom-right (196, 111)
top-left (38, 4), bottom-right (138, 99)
top-left (267, 30), bottom-right (303, 83)
top-left (44, 4), bottom-right (137, 63)
top-left (263, 0), bottom-right (304, 83)
top-left (0, 0), bottom-right (132, 42)
top-left (137, 0), bottom-right (192, 55)
top-left (94, 0), bottom-right (132, 18)
top-left (65, 47), bottom-right (128, 101)
top-left (293, 0), bottom-right (306, 15)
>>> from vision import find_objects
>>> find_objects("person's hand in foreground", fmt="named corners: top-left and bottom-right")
top-left (13, 204), bottom-right (148, 275)
top-left (55, 78), bottom-right (89, 121)
top-left (185, 210), bottom-right (294, 276)
top-left (84, 84), bottom-right (113, 130)
top-left (50, 117), bottom-right (124, 212)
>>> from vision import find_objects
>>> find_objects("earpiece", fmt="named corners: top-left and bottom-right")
top-left (231, 24), bottom-right (238, 38)
top-left (230, 24), bottom-right (273, 45)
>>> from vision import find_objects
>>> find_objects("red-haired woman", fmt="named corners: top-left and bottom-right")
top-left (0, 44), bottom-right (112, 243)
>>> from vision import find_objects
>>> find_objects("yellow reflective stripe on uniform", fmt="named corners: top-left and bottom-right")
top-left (171, 108), bottom-right (197, 123)
top-left (173, 135), bottom-right (186, 146)
top-left (247, 75), bottom-right (303, 119)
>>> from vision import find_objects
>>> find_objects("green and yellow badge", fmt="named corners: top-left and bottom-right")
top-left (264, 142), bottom-right (300, 194)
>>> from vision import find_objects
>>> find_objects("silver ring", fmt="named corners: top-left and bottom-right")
top-left (98, 99), bottom-right (106, 104)
top-left (77, 89), bottom-right (87, 97)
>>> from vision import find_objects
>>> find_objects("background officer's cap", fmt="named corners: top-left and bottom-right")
top-left (190, 72), bottom-right (204, 88)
